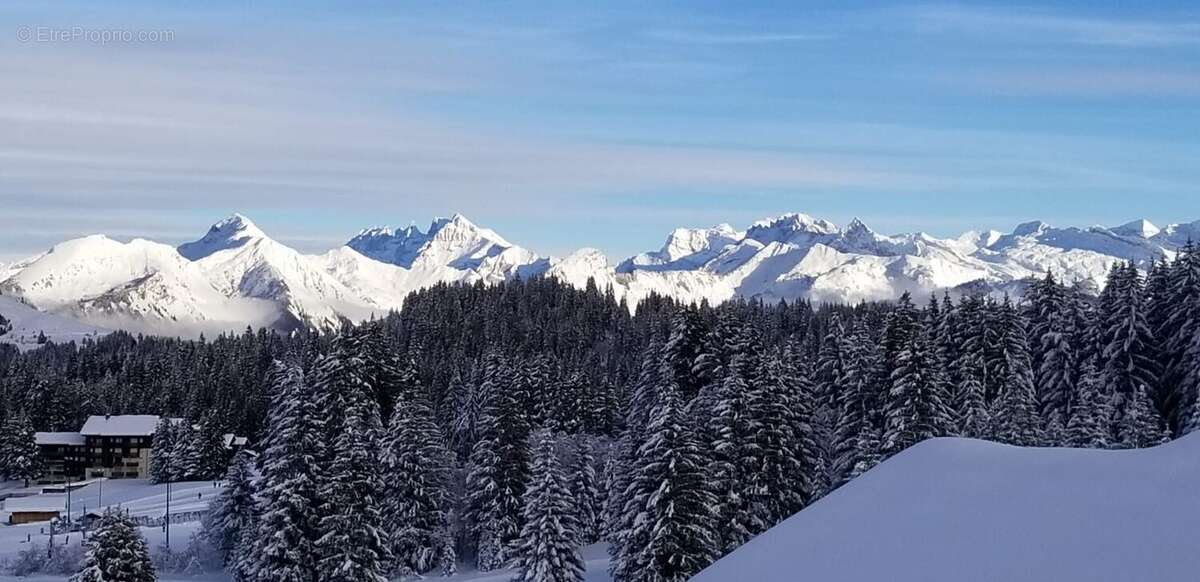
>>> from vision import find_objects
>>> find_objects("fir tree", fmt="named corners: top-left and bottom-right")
top-left (169, 421), bottom-right (200, 482)
top-left (511, 429), bottom-right (586, 582)
top-left (71, 509), bottom-right (156, 582)
top-left (568, 437), bottom-right (603, 545)
top-left (988, 299), bottom-right (1043, 446)
top-left (194, 411), bottom-right (230, 480)
top-left (148, 418), bottom-right (176, 484)
top-left (246, 363), bottom-right (324, 582)
top-left (1116, 385), bottom-right (1168, 448)
top-left (758, 354), bottom-right (816, 521)
top-left (708, 355), bottom-right (765, 554)
top-left (0, 410), bottom-right (44, 486)
top-left (884, 326), bottom-right (951, 455)
top-left (612, 379), bottom-right (716, 582)
top-left (1100, 263), bottom-right (1160, 431)
top-left (1066, 360), bottom-right (1109, 448)
top-left (952, 350), bottom-right (989, 439)
top-left (848, 420), bottom-right (882, 480)
top-left (381, 381), bottom-right (457, 577)
top-left (203, 449), bottom-right (256, 581)
top-left (314, 368), bottom-right (392, 582)
top-left (464, 351), bottom-right (531, 571)
top-left (832, 318), bottom-right (880, 486)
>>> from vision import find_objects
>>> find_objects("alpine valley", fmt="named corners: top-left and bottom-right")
top-left (1, 212), bottom-right (1197, 339)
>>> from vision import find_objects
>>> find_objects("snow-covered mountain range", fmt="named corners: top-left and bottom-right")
top-left (1, 212), bottom-right (1196, 338)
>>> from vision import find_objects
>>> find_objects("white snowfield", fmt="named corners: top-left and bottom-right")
top-left (691, 434), bottom-right (1200, 582)
top-left (1, 212), bottom-right (1196, 338)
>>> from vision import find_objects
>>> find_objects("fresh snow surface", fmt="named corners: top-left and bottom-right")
top-left (0, 212), bottom-right (1195, 337)
top-left (692, 434), bottom-right (1200, 582)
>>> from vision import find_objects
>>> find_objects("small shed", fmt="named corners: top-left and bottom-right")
top-left (9, 509), bottom-right (61, 525)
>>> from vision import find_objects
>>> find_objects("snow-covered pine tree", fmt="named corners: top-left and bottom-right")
top-left (357, 321), bottom-right (412, 423)
top-left (952, 350), bottom-right (989, 439)
top-left (313, 347), bottom-right (393, 582)
top-left (448, 365), bottom-right (482, 461)
top-left (848, 420), bottom-right (882, 480)
top-left (832, 319), bottom-right (880, 486)
top-left (381, 378), bottom-right (457, 577)
top-left (1117, 384), bottom-right (1168, 448)
top-left (612, 378), bottom-right (716, 582)
top-left (70, 509), bottom-right (156, 582)
top-left (881, 292), bottom-right (920, 379)
top-left (169, 420), bottom-right (200, 482)
top-left (203, 449), bottom-right (256, 581)
top-left (1184, 326), bottom-right (1200, 435)
top-left (811, 314), bottom-right (846, 492)
top-left (511, 429), bottom-right (586, 582)
top-left (464, 351), bottom-right (531, 571)
top-left (1066, 359), bottom-right (1110, 448)
top-left (568, 437), bottom-right (603, 545)
top-left (708, 354), bottom-right (764, 555)
top-left (884, 324), bottom-right (952, 455)
top-left (1160, 243), bottom-right (1200, 432)
top-left (757, 353), bottom-right (816, 523)
top-left (662, 308), bottom-right (706, 400)
top-left (1100, 263), bottom-right (1160, 432)
top-left (989, 300), bottom-right (1043, 446)
top-left (148, 418), bottom-right (176, 484)
top-left (0, 410), bottom-right (43, 486)
top-left (246, 362), bottom-right (324, 582)
top-left (194, 411), bottom-right (230, 480)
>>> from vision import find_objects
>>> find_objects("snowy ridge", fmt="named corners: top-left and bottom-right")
top-left (691, 434), bottom-right (1200, 582)
top-left (0, 212), bottom-right (1195, 338)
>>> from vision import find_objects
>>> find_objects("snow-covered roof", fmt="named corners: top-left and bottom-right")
top-left (79, 415), bottom-right (161, 437)
top-left (4, 494), bottom-right (66, 513)
top-left (223, 433), bottom-right (249, 449)
top-left (34, 432), bottom-right (85, 446)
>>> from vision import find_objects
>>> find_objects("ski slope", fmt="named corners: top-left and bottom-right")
top-left (692, 434), bottom-right (1200, 582)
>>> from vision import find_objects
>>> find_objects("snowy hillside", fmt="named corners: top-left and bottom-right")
top-left (0, 212), bottom-right (1195, 337)
top-left (0, 295), bottom-right (107, 350)
top-left (691, 434), bottom-right (1200, 582)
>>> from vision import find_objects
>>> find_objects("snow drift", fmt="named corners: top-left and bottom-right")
top-left (691, 434), bottom-right (1200, 582)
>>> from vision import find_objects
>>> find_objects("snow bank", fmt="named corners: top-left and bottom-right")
top-left (692, 435), bottom-right (1200, 582)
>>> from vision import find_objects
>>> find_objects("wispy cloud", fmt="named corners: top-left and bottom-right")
top-left (910, 5), bottom-right (1200, 47)
top-left (648, 29), bottom-right (833, 45)
top-left (959, 68), bottom-right (1200, 97)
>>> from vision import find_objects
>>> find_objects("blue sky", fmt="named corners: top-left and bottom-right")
top-left (1, 1), bottom-right (1199, 261)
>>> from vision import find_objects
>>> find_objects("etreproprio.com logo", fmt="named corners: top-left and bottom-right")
top-left (16, 26), bottom-right (175, 44)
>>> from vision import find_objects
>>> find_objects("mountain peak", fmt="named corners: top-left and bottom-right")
top-left (746, 213), bottom-right (839, 244)
top-left (178, 213), bottom-right (269, 260)
top-left (1012, 220), bottom-right (1051, 237)
top-left (1112, 218), bottom-right (1160, 238)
